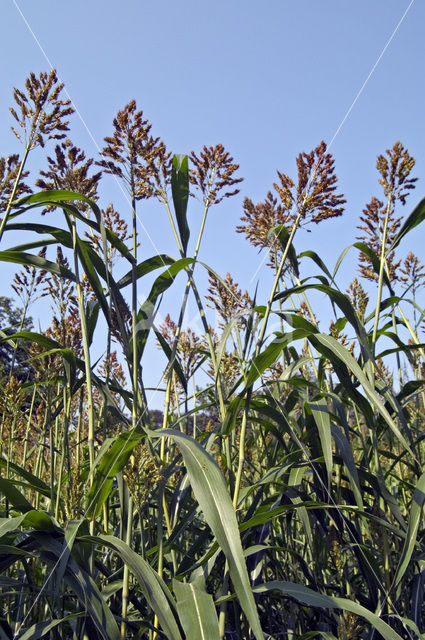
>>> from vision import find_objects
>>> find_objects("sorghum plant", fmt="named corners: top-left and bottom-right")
top-left (1, 70), bottom-right (425, 640)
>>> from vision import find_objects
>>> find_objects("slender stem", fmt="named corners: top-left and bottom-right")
top-left (120, 495), bottom-right (134, 639)
top-left (192, 376), bottom-right (197, 438)
top-left (163, 198), bottom-right (183, 254)
top-left (153, 483), bottom-right (165, 640)
top-left (397, 303), bottom-right (425, 361)
top-left (10, 290), bottom-right (32, 377)
top-left (71, 217), bottom-right (95, 478)
top-left (255, 212), bottom-right (302, 356)
top-left (232, 389), bottom-right (252, 509)
top-left (56, 386), bottom-right (71, 522)
top-left (163, 184), bottom-right (227, 420)
top-left (0, 141), bottom-right (31, 244)
top-left (131, 191), bottom-right (139, 431)
top-left (372, 195), bottom-right (393, 347)
top-left (21, 384), bottom-right (37, 469)
top-left (391, 308), bottom-right (403, 387)
top-left (164, 180), bottom-right (229, 424)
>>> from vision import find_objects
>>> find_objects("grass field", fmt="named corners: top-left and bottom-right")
top-left (0, 70), bottom-right (425, 640)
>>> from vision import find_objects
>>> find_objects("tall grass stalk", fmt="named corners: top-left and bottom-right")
top-left (0, 144), bottom-right (31, 244)
top-left (1, 74), bottom-right (425, 639)
top-left (372, 194), bottom-right (393, 347)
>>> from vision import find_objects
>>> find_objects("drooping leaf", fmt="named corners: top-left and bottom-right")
top-left (173, 579), bottom-right (220, 640)
top-left (354, 242), bottom-right (392, 290)
top-left (393, 470), bottom-right (425, 590)
top-left (389, 196), bottom-right (425, 251)
top-left (151, 429), bottom-right (264, 640)
top-left (275, 283), bottom-right (372, 363)
top-left (29, 531), bottom-right (120, 640)
top-left (331, 425), bottom-right (363, 509)
top-left (245, 329), bottom-right (310, 389)
top-left (0, 511), bottom-right (55, 538)
top-left (0, 460), bottom-right (51, 500)
top-left (17, 613), bottom-right (86, 640)
top-left (299, 249), bottom-right (333, 281)
top-left (93, 535), bottom-right (183, 640)
top-left (85, 430), bottom-right (143, 519)
top-left (308, 399), bottom-right (332, 486)
top-left (155, 329), bottom-right (187, 393)
top-left (0, 478), bottom-right (33, 514)
top-left (310, 334), bottom-right (413, 455)
top-left (133, 258), bottom-right (194, 362)
top-left (269, 224), bottom-right (299, 277)
top-left (0, 251), bottom-right (75, 281)
top-left (253, 582), bottom-right (405, 640)
top-left (117, 254), bottom-right (175, 289)
top-left (71, 230), bottom-right (111, 326)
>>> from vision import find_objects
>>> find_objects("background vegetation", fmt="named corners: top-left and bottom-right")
top-left (0, 69), bottom-right (425, 639)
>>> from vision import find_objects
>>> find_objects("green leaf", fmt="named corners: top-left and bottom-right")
top-left (146, 257), bottom-right (194, 301)
top-left (299, 250), bottom-right (333, 281)
top-left (155, 329), bottom-right (187, 393)
top-left (0, 460), bottom-right (50, 499)
top-left (311, 334), bottom-right (413, 455)
top-left (85, 300), bottom-right (100, 346)
top-left (354, 242), bottom-right (392, 290)
top-left (288, 466), bottom-right (313, 547)
top-left (331, 425), bottom-right (363, 509)
top-left (94, 535), bottom-right (183, 640)
top-left (1, 331), bottom-right (76, 371)
top-left (393, 470), bottom-right (425, 590)
top-left (275, 283), bottom-right (372, 362)
top-left (85, 431), bottom-right (143, 519)
top-left (151, 429), bottom-right (264, 640)
top-left (15, 189), bottom-right (95, 208)
top-left (133, 258), bottom-right (194, 362)
top-left (0, 478), bottom-right (33, 513)
top-left (254, 580), bottom-right (334, 608)
top-left (17, 613), bottom-right (86, 640)
top-left (332, 244), bottom-right (352, 280)
top-left (245, 329), bottom-right (310, 389)
top-left (30, 532), bottom-right (120, 640)
top-left (172, 154), bottom-right (190, 255)
top-left (7, 217), bottom-right (134, 266)
top-left (0, 511), bottom-right (55, 538)
top-left (253, 582), bottom-right (405, 640)
top-left (117, 254), bottom-right (175, 289)
top-left (308, 399), bottom-right (332, 486)
top-left (72, 231), bottom-right (111, 326)
top-left (0, 251), bottom-right (75, 281)
top-left (53, 520), bottom-right (88, 608)
top-left (389, 196), bottom-right (425, 251)
top-left (173, 579), bottom-right (220, 640)
top-left (269, 225), bottom-right (299, 277)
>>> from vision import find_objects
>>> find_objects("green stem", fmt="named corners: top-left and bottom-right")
top-left (21, 384), bottom-right (37, 469)
top-left (232, 389), bottom-right (252, 509)
top-left (372, 195), bottom-right (393, 347)
top-left (56, 386), bottom-right (71, 522)
top-left (397, 303), bottom-right (425, 361)
top-left (0, 141), bottom-right (31, 244)
top-left (120, 496), bottom-right (134, 639)
top-left (131, 192), bottom-right (139, 431)
top-left (163, 183), bottom-right (227, 420)
top-left (255, 212), bottom-right (302, 356)
top-left (71, 217), bottom-right (95, 478)
top-left (164, 198), bottom-right (183, 254)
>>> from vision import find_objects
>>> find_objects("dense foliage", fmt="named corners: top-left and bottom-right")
top-left (0, 70), bottom-right (425, 639)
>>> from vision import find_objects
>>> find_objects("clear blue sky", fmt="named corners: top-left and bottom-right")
top-left (0, 1), bottom-right (423, 401)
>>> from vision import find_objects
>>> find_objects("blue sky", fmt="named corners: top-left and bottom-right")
top-left (0, 0), bottom-right (423, 400)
